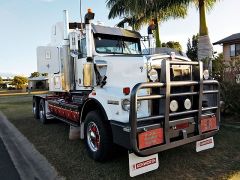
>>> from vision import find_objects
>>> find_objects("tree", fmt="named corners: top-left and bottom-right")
top-left (186, 34), bottom-right (199, 61)
top-left (107, 0), bottom-right (220, 66)
top-left (106, 0), bottom-right (187, 47)
top-left (30, 72), bottom-right (40, 78)
top-left (12, 76), bottom-right (28, 89)
top-left (161, 0), bottom-right (219, 66)
top-left (223, 56), bottom-right (240, 83)
top-left (196, 0), bottom-right (219, 73)
top-left (41, 73), bottom-right (48, 77)
top-left (162, 41), bottom-right (182, 52)
top-left (212, 53), bottom-right (225, 82)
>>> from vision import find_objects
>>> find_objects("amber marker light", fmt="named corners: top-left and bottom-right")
top-left (87, 8), bottom-right (93, 13)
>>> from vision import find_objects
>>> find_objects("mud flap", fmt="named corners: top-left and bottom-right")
top-left (128, 151), bottom-right (159, 177)
top-left (196, 137), bottom-right (214, 152)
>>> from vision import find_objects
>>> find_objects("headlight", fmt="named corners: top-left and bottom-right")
top-left (170, 100), bottom-right (178, 112)
top-left (148, 69), bottom-right (158, 82)
top-left (203, 70), bottom-right (209, 80)
top-left (122, 99), bottom-right (130, 111)
top-left (122, 99), bottom-right (141, 111)
top-left (184, 98), bottom-right (192, 110)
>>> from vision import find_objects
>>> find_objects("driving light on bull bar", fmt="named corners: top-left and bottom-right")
top-left (148, 69), bottom-right (158, 82)
top-left (184, 98), bottom-right (192, 110)
top-left (203, 70), bottom-right (209, 80)
top-left (122, 99), bottom-right (141, 111)
top-left (170, 100), bottom-right (178, 112)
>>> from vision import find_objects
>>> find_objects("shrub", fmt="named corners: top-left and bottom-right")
top-left (30, 72), bottom-right (40, 78)
top-left (8, 87), bottom-right (16, 90)
top-left (12, 76), bottom-right (28, 89)
top-left (220, 81), bottom-right (240, 116)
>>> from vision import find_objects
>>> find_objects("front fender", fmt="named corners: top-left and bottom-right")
top-left (86, 95), bottom-right (114, 121)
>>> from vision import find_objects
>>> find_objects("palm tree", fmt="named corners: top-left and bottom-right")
top-left (107, 0), bottom-right (220, 71)
top-left (195, 0), bottom-right (219, 72)
top-left (106, 0), bottom-right (187, 47)
top-left (154, 0), bottom-right (219, 69)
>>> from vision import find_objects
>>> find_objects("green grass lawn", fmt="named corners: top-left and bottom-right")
top-left (0, 95), bottom-right (240, 180)
top-left (0, 89), bottom-right (48, 96)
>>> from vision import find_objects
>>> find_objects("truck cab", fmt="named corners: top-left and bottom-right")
top-left (33, 9), bottom-right (220, 171)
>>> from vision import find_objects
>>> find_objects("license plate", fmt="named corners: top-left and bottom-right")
top-left (196, 137), bottom-right (214, 152)
top-left (129, 152), bottom-right (159, 177)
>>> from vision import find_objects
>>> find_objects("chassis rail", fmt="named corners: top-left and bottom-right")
top-left (129, 60), bottom-right (220, 156)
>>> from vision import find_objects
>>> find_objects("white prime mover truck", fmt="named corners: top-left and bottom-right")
top-left (33, 9), bottom-right (220, 176)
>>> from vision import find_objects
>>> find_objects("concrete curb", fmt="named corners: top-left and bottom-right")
top-left (0, 111), bottom-right (64, 180)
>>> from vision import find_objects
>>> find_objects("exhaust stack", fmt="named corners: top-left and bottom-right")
top-left (62, 10), bottom-right (73, 91)
top-left (85, 9), bottom-right (95, 58)
top-left (83, 9), bottom-right (95, 87)
top-left (148, 20), bottom-right (156, 54)
top-left (63, 10), bottom-right (69, 40)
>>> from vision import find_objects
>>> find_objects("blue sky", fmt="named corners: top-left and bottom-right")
top-left (0, 0), bottom-right (239, 76)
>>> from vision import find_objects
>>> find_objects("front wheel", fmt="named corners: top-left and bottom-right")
top-left (84, 111), bottom-right (113, 161)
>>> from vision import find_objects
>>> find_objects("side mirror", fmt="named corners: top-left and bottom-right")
top-left (69, 32), bottom-right (79, 51)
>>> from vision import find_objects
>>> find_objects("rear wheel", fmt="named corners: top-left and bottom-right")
top-left (84, 111), bottom-right (113, 161)
top-left (33, 98), bottom-right (39, 119)
top-left (39, 99), bottom-right (47, 124)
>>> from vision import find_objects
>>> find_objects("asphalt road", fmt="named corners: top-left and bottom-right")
top-left (0, 138), bottom-right (20, 180)
top-left (0, 111), bottom-right (62, 180)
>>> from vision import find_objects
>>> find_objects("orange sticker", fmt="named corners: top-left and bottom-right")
top-left (138, 128), bottom-right (164, 150)
top-left (201, 116), bottom-right (217, 133)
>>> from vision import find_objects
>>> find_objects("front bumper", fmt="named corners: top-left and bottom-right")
top-left (132, 128), bottom-right (218, 157)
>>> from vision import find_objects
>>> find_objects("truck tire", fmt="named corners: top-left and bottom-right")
top-left (33, 98), bottom-right (39, 119)
top-left (39, 99), bottom-right (47, 124)
top-left (84, 111), bottom-right (113, 162)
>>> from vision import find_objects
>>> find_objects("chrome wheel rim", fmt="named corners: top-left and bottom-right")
top-left (87, 122), bottom-right (100, 152)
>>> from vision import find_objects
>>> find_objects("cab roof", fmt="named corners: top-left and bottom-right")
top-left (92, 24), bottom-right (142, 39)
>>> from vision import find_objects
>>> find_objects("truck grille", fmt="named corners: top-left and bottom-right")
top-left (151, 62), bottom-right (218, 120)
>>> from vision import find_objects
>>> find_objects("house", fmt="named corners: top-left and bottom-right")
top-left (28, 76), bottom-right (49, 90)
top-left (0, 77), bottom-right (14, 89)
top-left (213, 33), bottom-right (240, 82)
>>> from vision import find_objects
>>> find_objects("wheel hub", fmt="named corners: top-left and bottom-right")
top-left (87, 122), bottom-right (100, 152)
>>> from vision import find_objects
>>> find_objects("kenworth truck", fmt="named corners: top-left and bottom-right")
top-left (32, 9), bottom-right (220, 176)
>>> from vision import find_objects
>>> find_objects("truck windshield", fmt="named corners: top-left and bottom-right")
top-left (94, 35), bottom-right (141, 55)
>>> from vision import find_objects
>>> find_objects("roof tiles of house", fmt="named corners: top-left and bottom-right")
top-left (213, 33), bottom-right (240, 45)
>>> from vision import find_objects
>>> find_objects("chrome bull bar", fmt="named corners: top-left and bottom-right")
top-left (129, 60), bottom-right (220, 156)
